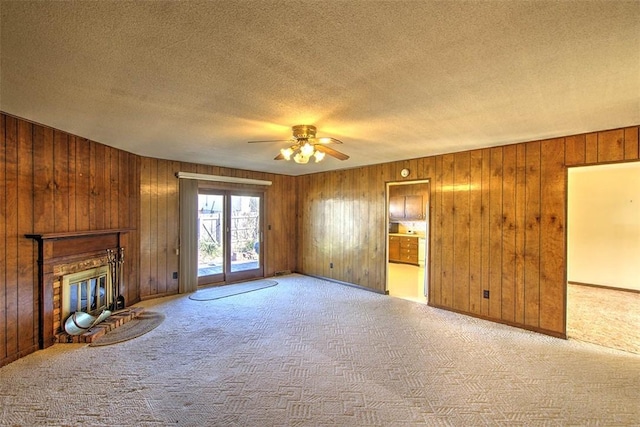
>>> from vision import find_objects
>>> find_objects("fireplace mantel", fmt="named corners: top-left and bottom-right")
top-left (26, 228), bottom-right (133, 349)
top-left (26, 228), bottom-right (134, 241)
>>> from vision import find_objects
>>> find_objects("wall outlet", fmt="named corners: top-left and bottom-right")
top-left (483, 290), bottom-right (490, 299)
top-left (172, 272), bottom-right (178, 280)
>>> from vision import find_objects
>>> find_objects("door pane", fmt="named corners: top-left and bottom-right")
top-left (198, 194), bottom-right (224, 278)
top-left (230, 195), bottom-right (260, 273)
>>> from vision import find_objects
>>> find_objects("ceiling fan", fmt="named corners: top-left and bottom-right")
top-left (248, 125), bottom-right (349, 164)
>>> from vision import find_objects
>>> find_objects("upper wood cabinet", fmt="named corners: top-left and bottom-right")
top-left (404, 195), bottom-right (424, 219)
top-left (389, 195), bottom-right (424, 220)
top-left (389, 196), bottom-right (405, 220)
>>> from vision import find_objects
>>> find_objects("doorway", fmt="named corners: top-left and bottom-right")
top-left (386, 180), bottom-right (430, 303)
top-left (197, 189), bottom-right (264, 286)
top-left (566, 161), bottom-right (640, 353)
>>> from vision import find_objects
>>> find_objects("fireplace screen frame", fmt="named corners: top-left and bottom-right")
top-left (61, 265), bottom-right (112, 321)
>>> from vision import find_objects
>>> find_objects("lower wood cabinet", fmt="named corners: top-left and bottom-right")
top-left (388, 235), bottom-right (419, 265)
top-left (389, 236), bottom-right (400, 261)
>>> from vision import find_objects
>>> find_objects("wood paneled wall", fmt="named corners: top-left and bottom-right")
top-left (0, 112), bottom-right (140, 367)
top-left (138, 158), bottom-right (298, 299)
top-left (297, 126), bottom-right (639, 337)
top-left (2, 107), bottom-right (637, 368)
top-left (0, 111), bottom-right (297, 366)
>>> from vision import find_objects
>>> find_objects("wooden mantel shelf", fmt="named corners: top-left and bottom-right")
top-left (26, 228), bottom-right (134, 241)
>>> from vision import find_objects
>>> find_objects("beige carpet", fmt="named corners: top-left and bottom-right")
top-left (0, 274), bottom-right (638, 426)
top-left (567, 283), bottom-right (640, 354)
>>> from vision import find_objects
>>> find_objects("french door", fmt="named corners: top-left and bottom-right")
top-left (197, 189), bottom-right (264, 285)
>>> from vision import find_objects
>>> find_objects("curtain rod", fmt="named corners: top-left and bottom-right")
top-left (175, 172), bottom-right (272, 186)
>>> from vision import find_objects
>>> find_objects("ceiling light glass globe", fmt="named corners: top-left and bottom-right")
top-left (294, 153), bottom-right (309, 164)
top-left (300, 142), bottom-right (315, 157)
top-left (281, 147), bottom-right (294, 160)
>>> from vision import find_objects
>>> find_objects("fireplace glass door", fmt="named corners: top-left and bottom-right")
top-left (197, 190), bottom-right (264, 285)
top-left (62, 265), bottom-right (110, 320)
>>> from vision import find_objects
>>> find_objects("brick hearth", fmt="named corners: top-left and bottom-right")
top-left (55, 307), bottom-right (145, 344)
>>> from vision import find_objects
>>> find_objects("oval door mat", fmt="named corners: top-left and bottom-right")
top-left (188, 279), bottom-right (278, 301)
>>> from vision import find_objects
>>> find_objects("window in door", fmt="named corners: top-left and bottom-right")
top-left (198, 193), bottom-right (225, 284)
top-left (229, 194), bottom-right (261, 274)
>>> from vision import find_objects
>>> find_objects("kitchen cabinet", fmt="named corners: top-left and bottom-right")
top-left (389, 236), bottom-right (400, 261)
top-left (404, 195), bottom-right (424, 219)
top-left (389, 195), bottom-right (424, 220)
top-left (388, 235), bottom-right (419, 265)
top-left (389, 197), bottom-right (405, 221)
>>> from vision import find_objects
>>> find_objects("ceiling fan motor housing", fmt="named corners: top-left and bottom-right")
top-left (292, 125), bottom-right (316, 139)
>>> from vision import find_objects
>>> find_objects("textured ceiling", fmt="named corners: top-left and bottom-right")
top-left (1, 1), bottom-right (639, 176)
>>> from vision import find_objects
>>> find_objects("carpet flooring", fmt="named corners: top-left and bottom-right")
top-left (188, 279), bottom-right (278, 301)
top-left (0, 274), bottom-right (638, 426)
top-left (567, 283), bottom-right (640, 354)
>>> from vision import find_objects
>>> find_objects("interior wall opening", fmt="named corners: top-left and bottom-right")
top-left (566, 161), bottom-right (640, 354)
top-left (386, 180), bottom-right (430, 303)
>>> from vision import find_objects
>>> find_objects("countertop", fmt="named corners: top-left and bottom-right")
top-left (389, 233), bottom-right (426, 238)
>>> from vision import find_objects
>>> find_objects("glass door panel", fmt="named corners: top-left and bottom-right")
top-left (227, 194), bottom-right (263, 281)
top-left (197, 193), bottom-right (225, 285)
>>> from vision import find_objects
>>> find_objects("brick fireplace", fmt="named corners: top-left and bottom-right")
top-left (26, 229), bottom-right (132, 349)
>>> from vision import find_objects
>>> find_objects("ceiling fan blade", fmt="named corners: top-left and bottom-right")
top-left (310, 137), bottom-right (344, 144)
top-left (248, 139), bottom-right (292, 144)
top-left (315, 145), bottom-right (349, 160)
top-left (274, 153), bottom-right (285, 160)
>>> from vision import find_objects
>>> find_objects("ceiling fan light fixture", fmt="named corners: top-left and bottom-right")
top-left (293, 152), bottom-right (309, 164)
top-left (280, 147), bottom-right (294, 160)
top-left (300, 142), bottom-right (315, 157)
top-left (249, 125), bottom-right (348, 164)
